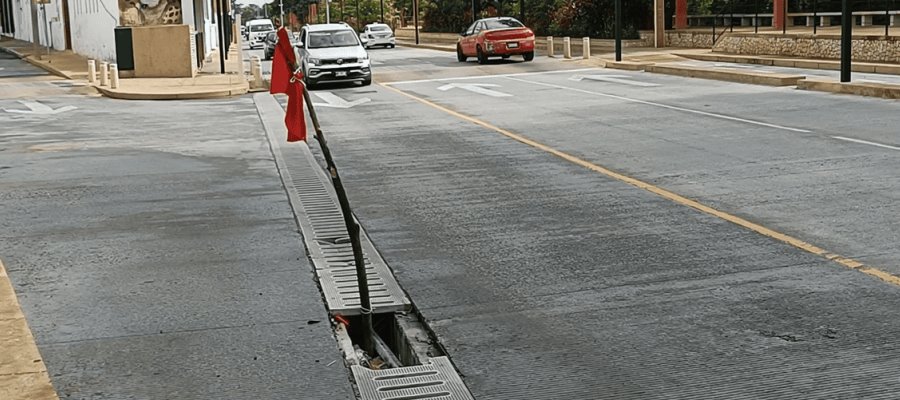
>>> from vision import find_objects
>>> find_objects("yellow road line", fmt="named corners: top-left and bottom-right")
top-left (379, 83), bottom-right (900, 288)
top-left (0, 259), bottom-right (59, 400)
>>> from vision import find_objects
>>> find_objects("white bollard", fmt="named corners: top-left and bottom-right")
top-left (110, 64), bottom-right (119, 89)
top-left (563, 37), bottom-right (572, 59)
top-left (87, 60), bottom-right (96, 84)
top-left (582, 37), bottom-right (591, 59)
top-left (250, 56), bottom-right (263, 89)
top-left (547, 36), bottom-right (554, 57)
top-left (99, 62), bottom-right (109, 86)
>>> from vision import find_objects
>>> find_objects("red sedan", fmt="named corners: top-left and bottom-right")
top-left (457, 17), bottom-right (536, 64)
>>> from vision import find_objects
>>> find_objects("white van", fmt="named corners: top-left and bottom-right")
top-left (247, 20), bottom-right (275, 49)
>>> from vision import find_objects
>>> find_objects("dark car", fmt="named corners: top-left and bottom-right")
top-left (263, 31), bottom-right (301, 61)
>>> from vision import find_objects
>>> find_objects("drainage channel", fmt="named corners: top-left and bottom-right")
top-left (256, 94), bottom-right (475, 400)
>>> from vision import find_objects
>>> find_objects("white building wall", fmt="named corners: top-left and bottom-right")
top-left (67, 0), bottom-right (118, 61)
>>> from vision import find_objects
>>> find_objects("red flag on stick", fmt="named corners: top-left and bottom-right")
top-left (270, 27), bottom-right (307, 142)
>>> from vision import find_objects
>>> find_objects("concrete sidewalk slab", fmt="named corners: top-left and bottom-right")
top-left (677, 51), bottom-right (900, 75)
top-left (1, 36), bottom-right (252, 100)
top-left (94, 74), bottom-right (249, 100)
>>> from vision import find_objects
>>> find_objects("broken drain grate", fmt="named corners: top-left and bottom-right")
top-left (352, 357), bottom-right (475, 400)
top-left (271, 132), bottom-right (410, 316)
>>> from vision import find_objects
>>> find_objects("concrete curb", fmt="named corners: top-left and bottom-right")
top-left (797, 78), bottom-right (900, 99)
top-left (645, 64), bottom-right (805, 86)
top-left (604, 60), bottom-right (654, 71)
top-left (0, 45), bottom-right (72, 79)
top-left (676, 52), bottom-right (900, 75)
top-left (396, 41), bottom-right (456, 53)
top-left (94, 84), bottom-right (249, 100)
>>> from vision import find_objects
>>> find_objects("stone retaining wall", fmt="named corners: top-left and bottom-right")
top-left (713, 33), bottom-right (900, 63)
top-left (666, 31), bottom-right (715, 48)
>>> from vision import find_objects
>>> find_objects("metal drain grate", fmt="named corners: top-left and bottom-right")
top-left (353, 357), bottom-right (475, 400)
top-left (257, 94), bottom-right (409, 316)
top-left (281, 147), bottom-right (410, 315)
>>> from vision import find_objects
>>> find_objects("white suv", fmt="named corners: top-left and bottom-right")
top-left (360, 23), bottom-right (395, 49)
top-left (297, 23), bottom-right (372, 88)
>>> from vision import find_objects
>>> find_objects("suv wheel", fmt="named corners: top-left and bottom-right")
top-left (456, 44), bottom-right (467, 62)
top-left (361, 76), bottom-right (372, 86)
top-left (476, 45), bottom-right (487, 64)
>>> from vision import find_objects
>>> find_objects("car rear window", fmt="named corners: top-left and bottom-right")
top-left (483, 19), bottom-right (523, 30)
top-left (370, 26), bottom-right (389, 32)
top-left (251, 24), bottom-right (274, 32)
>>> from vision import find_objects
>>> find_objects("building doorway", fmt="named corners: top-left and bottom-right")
top-left (61, 0), bottom-right (71, 49)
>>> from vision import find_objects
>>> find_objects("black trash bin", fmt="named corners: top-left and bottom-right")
top-left (114, 26), bottom-right (134, 71)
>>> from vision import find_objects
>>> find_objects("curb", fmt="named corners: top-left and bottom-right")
top-left (0, 45), bottom-right (72, 79)
top-left (797, 78), bottom-right (900, 99)
top-left (604, 60), bottom-right (654, 71)
top-left (676, 52), bottom-right (900, 75)
top-left (94, 84), bottom-right (249, 100)
top-left (396, 41), bottom-right (456, 53)
top-left (645, 64), bottom-right (805, 86)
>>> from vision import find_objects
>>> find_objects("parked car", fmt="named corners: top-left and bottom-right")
top-left (247, 19), bottom-right (275, 49)
top-left (359, 23), bottom-right (395, 49)
top-left (457, 17), bottom-right (535, 64)
top-left (297, 23), bottom-right (371, 88)
top-left (263, 31), bottom-right (301, 60)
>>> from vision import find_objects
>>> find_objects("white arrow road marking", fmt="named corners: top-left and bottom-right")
top-left (3, 100), bottom-right (77, 115)
top-left (437, 83), bottom-right (512, 97)
top-left (569, 74), bottom-right (660, 87)
top-left (312, 91), bottom-right (372, 109)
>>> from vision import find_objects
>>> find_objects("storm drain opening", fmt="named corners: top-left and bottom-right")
top-left (337, 311), bottom-right (445, 370)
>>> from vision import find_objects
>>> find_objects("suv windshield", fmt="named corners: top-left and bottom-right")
top-left (251, 24), bottom-right (273, 32)
top-left (308, 30), bottom-right (360, 48)
top-left (483, 19), bottom-right (523, 30)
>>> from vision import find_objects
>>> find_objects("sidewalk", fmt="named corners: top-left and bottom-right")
top-left (0, 35), bottom-right (250, 100)
top-left (396, 31), bottom-right (900, 99)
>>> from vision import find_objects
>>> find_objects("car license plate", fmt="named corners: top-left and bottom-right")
top-left (336, 71), bottom-right (347, 77)
top-left (507, 42), bottom-right (519, 49)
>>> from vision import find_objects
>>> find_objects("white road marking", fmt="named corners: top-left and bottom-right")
top-left (3, 100), bottom-right (77, 115)
top-left (312, 91), bottom-right (372, 108)
top-left (832, 136), bottom-right (900, 151)
top-left (504, 76), bottom-right (811, 133)
top-left (569, 74), bottom-right (660, 87)
top-left (437, 83), bottom-right (512, 97)
top-left (383, 68), bottom-right (604, 85)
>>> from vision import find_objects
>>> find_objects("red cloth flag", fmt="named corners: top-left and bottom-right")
top-left (269, 27), bottom-right (307, 142)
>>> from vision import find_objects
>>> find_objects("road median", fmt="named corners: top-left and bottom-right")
top-left (797, 78), bottom-right (900, 99)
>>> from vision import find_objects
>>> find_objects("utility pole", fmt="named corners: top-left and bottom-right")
top-left (355, 0), bottom-right (360, 31)
top-left (380, 0), bottom-right (384, 23)
top-left (279, 0), bottom-right (284, 27)
top-left (413, 0), bottom-right (419, 44)
top-left (326, 0), bottom-right (330, 23)
top-left (217, 0), bottom-right (226, 73)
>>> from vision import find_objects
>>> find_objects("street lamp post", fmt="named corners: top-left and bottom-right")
top-left (326, 0), bottom-right (331, 23)
top-left (380, 0), bottom-right (384, 22)
top-left (614, 0), bottom-right (622, 61)
top-left (413, 0), bottom-right (419, 44)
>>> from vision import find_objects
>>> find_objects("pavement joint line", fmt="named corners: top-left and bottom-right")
top-left (503, 76), bottom-right (812, 133)
top-left (381, 67), bottom-right (605, 86)
top-left (378, 82), bottom-right (900, 289)
top-left (832, 136), bottom-right (900, 151)
top-left (0, 259), bottom-right (59, 400)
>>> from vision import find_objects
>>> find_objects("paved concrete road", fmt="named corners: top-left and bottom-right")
top-left (303, 48), bottom-right (900, 398)
top-left (0, 84), bottom-right (353, 398)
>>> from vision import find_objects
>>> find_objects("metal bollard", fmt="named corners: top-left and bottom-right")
top-left (563, 37), bottom-right (572, 59)
top-left (110, 64), bottom-right (119, 89)
top-left (87, 60), bottom-right (96, 84)
top-left (99, 62), bottom-right (109, 86)
top-left (583, 37), bottom-right (591, 59)
top-left (547, 36), bottom-right (554, 57)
